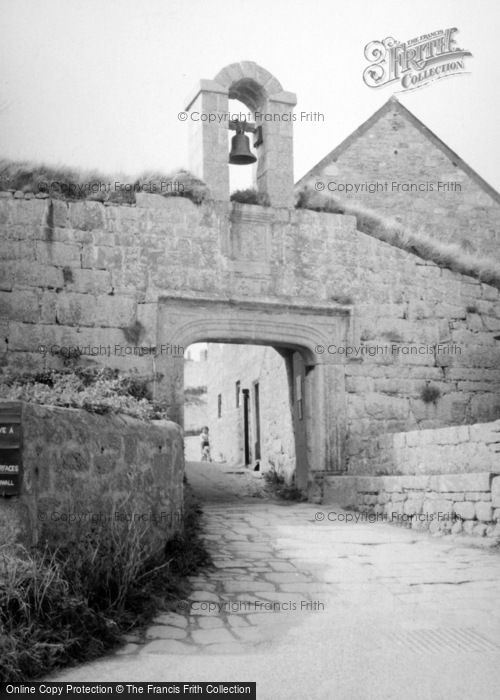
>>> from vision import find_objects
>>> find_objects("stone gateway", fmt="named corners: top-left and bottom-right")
top-left (0, 62), bottom-right (499, 524)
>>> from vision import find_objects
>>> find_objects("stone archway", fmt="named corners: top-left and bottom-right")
top-left (214, 62), bottom-right (284, 103)
top-left (155, 297), bottom-right (349, 495)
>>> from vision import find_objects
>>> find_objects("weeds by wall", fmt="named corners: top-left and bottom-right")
top-left (0, 484), bottom-right (210, 683)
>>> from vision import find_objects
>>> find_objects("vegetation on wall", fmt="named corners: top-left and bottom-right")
top-left (230, 188), bottom-right (270, 206)
top-left (184, 385), bottom-right (208, 407)
top-left (263, 464), bottom-right (306, 501)
top-left (0, 160), bottom-right (209, 205)
top-left (122, 320), bottom-right (146, 345)
top-left (420, 384), bottom-right (442, 405)
top-left (296, 185), bottom-right (500, 291)
top-left (0, 368), bottom-right (165, 419)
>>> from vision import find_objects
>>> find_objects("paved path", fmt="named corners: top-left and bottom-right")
top-left (52, 462), bottom-right (500, 699)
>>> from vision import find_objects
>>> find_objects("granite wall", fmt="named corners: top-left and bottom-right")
top-left (1, 192), bottom-right (500, 480)
top-left (321, 420), bottom-right (500, 538)
top-left (0, 399), bottom-right (184, 547)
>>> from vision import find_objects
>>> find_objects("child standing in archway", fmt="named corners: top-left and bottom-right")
top-left (200, 426), bottom-right (211, 462)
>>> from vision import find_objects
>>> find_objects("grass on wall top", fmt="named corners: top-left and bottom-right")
top-left (0, 159), bottom-right (209, 204)
top-left (2, 158), bottom-right (499, 290)
top-left (296, 185), bottom-right (500, 291)
top-left (230, 188), bottom-right (270, 206)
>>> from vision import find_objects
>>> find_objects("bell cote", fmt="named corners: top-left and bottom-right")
top-left (184, 62), bottom-right (297, 208)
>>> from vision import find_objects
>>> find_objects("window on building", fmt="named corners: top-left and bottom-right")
top-left (217, 393), bottom-right (222, 418)
top-left (235, 380), bottom-right (241, 407)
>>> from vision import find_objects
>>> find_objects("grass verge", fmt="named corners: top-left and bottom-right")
top-left (0, 484), bottom-right (210, 682)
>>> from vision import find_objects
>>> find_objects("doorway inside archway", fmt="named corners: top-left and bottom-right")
top-left (184, 342), bottom-right (308, 492)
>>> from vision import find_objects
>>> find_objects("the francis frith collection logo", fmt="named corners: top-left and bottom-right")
top-left (363, 28), bottom-right (472, 91)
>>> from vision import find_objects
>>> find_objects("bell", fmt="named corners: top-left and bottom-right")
top-left (229, 131), bottom-right (257, 165)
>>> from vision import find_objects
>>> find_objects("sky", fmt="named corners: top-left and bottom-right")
top-left (1, 0), bottom-right (499, 191)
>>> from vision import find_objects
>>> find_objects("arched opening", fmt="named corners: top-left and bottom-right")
top-left (227, 77), bottom-right (268, 111)
top-left (155, 297), bottom-right (350, 499)
top-left (228, 98), bottom-right (257, 194)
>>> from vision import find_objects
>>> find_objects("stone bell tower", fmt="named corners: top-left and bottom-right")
top-left (185, 61), bottom-right (297, 208)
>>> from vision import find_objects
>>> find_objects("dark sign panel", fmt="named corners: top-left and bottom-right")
top-left (0, 402), bottom-right (22, 496)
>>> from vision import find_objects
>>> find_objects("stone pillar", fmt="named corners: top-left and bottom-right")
top-left (185, 79), bottom-right (229, 201)
top-left (255, 91), bottom-right (297, 208)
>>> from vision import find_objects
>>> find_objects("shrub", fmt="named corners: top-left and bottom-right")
top-left (230, 188), bottom-right (270, 206)
top-left (263, 465), bottom-right (306, 502)
top-left (263, 465), bottom-right (285, 487)
top-left (420, 384), bottom-right (441, 404)
top-left (122, 320), bottom-right (145, 345)
top-left (0, 368), bottom-right (162, 419)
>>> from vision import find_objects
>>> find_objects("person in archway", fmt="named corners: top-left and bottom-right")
top-left (200, 426), bottom-right (212, 462)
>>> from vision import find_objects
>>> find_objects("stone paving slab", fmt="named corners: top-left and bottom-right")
top-left (142, 639), bottom-right (192, 655)
top-left (152, 612), bottom-right (188, 628)
top-left (145, 625), bottom-right (187, 640)
top-left (51, 462), bottom-right (500, 698)
top-left (191, 628), bottom-right (236, 645)
top-left (117, 498), bottom-right (500, 659)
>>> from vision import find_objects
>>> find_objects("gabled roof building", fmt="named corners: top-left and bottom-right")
top-left (297, 98), bottom-right (500, 260)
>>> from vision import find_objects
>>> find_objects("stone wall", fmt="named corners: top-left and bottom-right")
top-left (297, 100), bottom-right (500, 261)
top-left (1, 193), bottom-right (500, 478)
top-left (294, 208), bottom-right (500, 472)
top-left (0, 399), bottom-right (184, 547)
top-left (349, 419), bottom-right (500, 476)
top-left (321, 420), bottom-right (500, 538)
